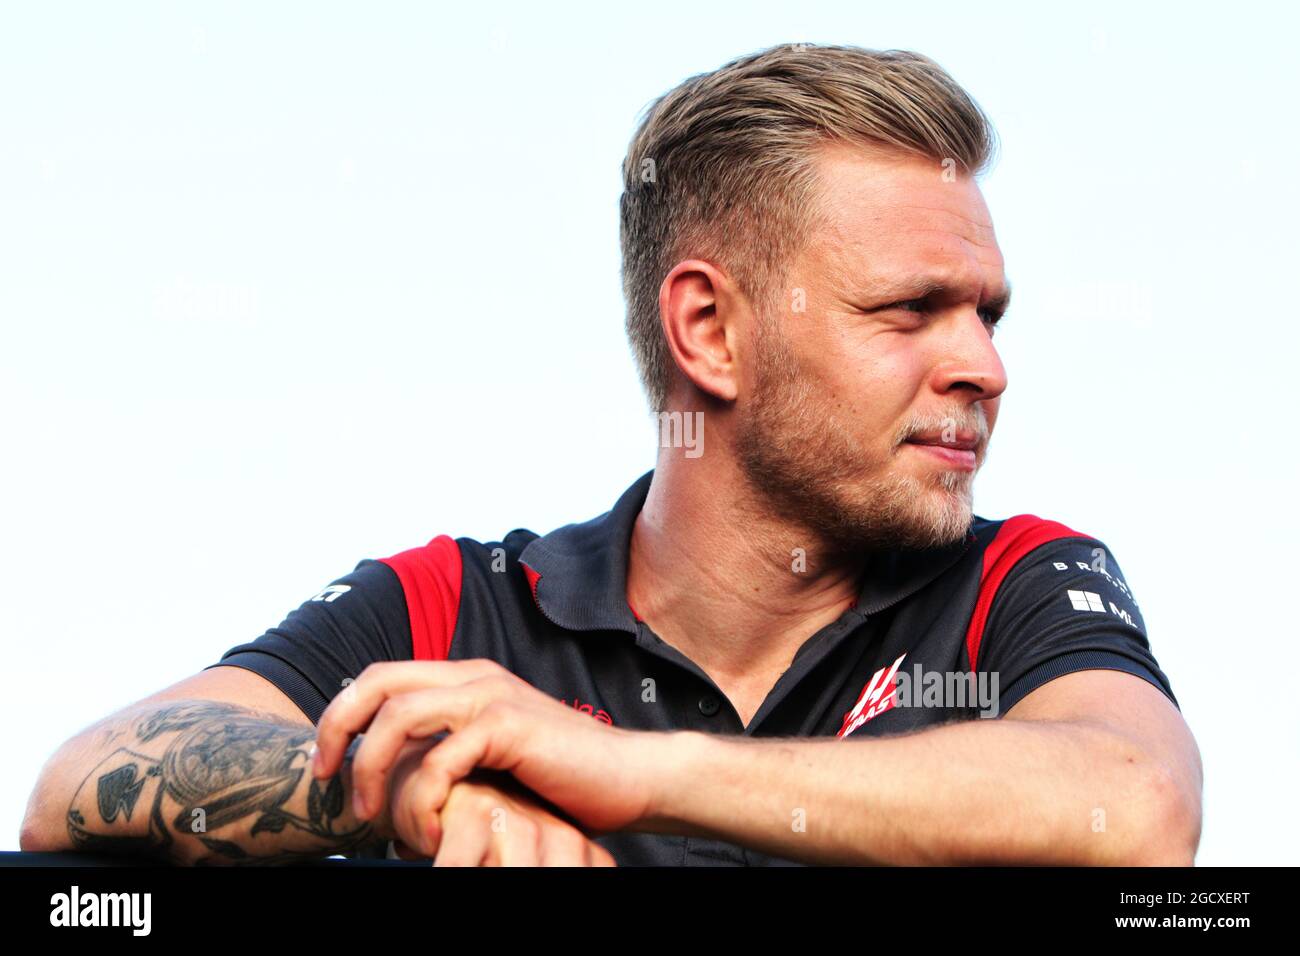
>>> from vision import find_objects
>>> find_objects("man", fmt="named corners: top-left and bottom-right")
top-left (22, 43), bottom-right (1202, 866)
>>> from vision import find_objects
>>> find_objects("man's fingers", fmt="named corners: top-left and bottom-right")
top-left (493, 813), bottom-right (543, 866)
top-left (434, 786), bottom-right (540, 867)
top-left (313, 660), bottom-right (507, 778)
top-left (431, 809), bottom-right (492, 867)
top-left (395, 751), bottom-right (456, 856)
top-left (350, 688), bottom-right (484, 820)
top-left (415, 716), bottom-right (502, 811)
top-left (390, 718), bottom-right (510, 849)
top-left (402, 772), bottom-right (615, 867)
top-left (538, 826), bottom-right (595, 866)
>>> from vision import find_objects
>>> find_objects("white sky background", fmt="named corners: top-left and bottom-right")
top-left (1, 1), bottom-right (1296, 864)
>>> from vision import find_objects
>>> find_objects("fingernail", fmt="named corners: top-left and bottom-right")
top-left (309, 743), bottom-right (322, 776)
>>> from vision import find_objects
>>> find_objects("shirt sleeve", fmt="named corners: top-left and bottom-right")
top-left (972, 532), bottom-right (1178, 717)
top-left (204, 559), bottom-right (413, 725)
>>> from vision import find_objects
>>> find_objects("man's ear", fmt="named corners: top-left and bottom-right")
top-left (657, 259), bottom-right (744, 403)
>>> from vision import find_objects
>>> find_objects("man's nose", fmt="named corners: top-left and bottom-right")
top-left (930, 310), bottom-right (1008, 400)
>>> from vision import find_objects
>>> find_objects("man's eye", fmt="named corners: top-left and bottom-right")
top-left (893, 300), bottom-right (926, 313)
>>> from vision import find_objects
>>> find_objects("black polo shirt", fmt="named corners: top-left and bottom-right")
top-left (208, 469), bottom-right (1177, 866)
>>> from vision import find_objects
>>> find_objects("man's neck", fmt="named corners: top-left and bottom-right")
top-left (625, 454), bottom-right (868, 709)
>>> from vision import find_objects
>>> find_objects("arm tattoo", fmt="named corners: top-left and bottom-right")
top-left (67, 701), bottom-right (377, 865)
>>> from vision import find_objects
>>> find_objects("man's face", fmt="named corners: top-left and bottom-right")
top-left (734, 142), bottom-right (1009, 553)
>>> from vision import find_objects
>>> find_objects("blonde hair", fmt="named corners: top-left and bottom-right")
top-left (619, 43), bottom-right (998, 411)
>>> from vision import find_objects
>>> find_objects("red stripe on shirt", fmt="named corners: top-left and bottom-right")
top-left (378, 535), bottom-right (463, 661)
top-left (522, 561), bottom-right (642, 623)
top-left (521, 562), bottom-right (541, 605)
top-left (964, 515), bottom-right (1086, 672)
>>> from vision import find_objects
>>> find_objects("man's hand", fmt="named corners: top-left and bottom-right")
top-left (377, 740), bottom-right (616, 866)
top-left (312, 660), bottom-right (666, 835)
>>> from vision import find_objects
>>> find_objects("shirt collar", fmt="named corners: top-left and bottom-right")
top-left (518, 470), bottom-right (653, 634)
top-left (517, 469), bottom-right (976, 634)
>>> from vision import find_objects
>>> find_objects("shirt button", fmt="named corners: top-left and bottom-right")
top-left (697, 694), bottom-right (721, 717)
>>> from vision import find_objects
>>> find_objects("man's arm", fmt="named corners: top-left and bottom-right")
top-left (312, 661), bottom-right (1201, 865)
top-left (21, 665), bottom-right (616, 867)
top-left (637, 669), bottom-right (1202, 865)
top-left (20, 667), bottom-right (385, 865)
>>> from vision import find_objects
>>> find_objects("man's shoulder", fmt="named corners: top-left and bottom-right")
top-left (962, 512), bottom-right (1139, 608)
top-left (369, 528), bottom-right (545, 605)
top-left (374, 527), bottom-right (541, 566)
top-left (968, 512), bottom-right (1109, 554)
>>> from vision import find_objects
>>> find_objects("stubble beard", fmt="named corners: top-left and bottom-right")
top-left (734, 320), bottom-right (978, 555)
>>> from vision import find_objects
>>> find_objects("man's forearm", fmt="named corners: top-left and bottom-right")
top-left (21, 700), bottom-right (384, 865)
top-left (637, 718), bottom-right (1195, 865)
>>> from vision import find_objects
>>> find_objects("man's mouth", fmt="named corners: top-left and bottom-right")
top-left (903, 433), bottom-right (980, 470)
top-left (905, 428), bottom-right (979, 450)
